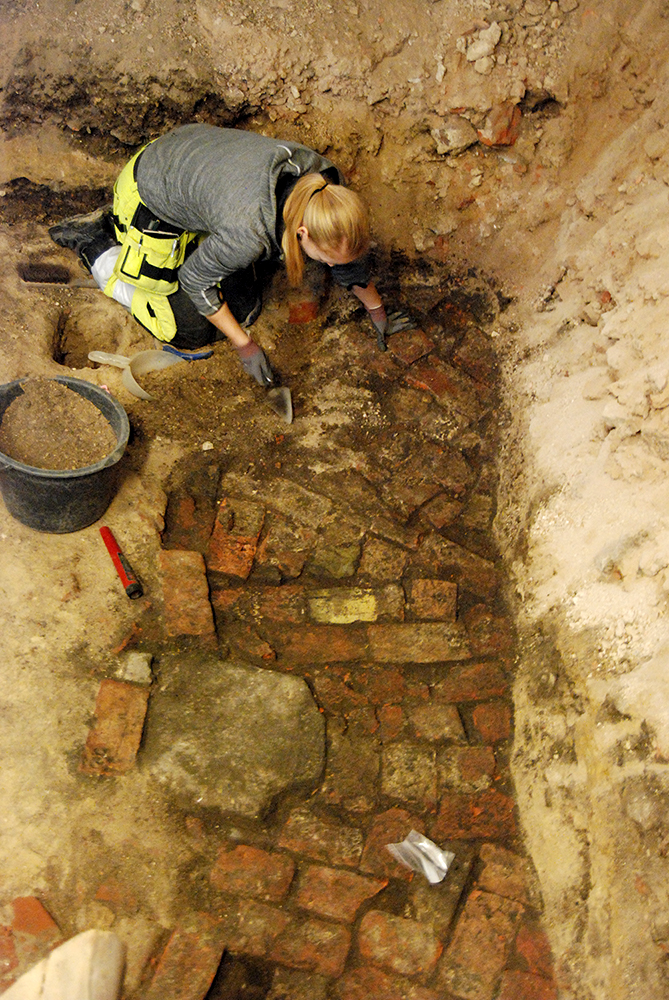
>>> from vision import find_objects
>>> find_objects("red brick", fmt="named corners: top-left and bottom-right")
top-left (226, 899), bottom-right (289, 957)
top-left (433, 661), bottom-right (508, 702)
top-left (358, 910), bottom-right (442, 979)
top-left (438, 889), bottom-right (523, 999)
top-left (407, 580), bottom-right (458, 621)
top-left (409, 703), bottom-right (466, 742)
top-left (477, 101), bottom-right (522, 147)
top-left (295, 865), bottom-right (387, 922)
top-left (80, 679), bottom-right (149, 776)
top-left (206, 496), bottom-right (265, 577)
top-left (94, 878), bottom-right (138, 911)
top-left (360, 808), bottom-right (426, 881)
top-left (368, 623), bottom-right (470, 663)
top-left (354, 666), bottom-right (406, 705)
top-left (432, 789), bottom-right (517, 841)
top-left (497, 970), bottom-right (558, 1000)
top-left (335, 965), bottom-right (441, 1000)
top-left (10, 898), bottom-right (60, 938)
top-left (472, 700), bottom-right (512, 743)
top-left (382, 743), bottom-right (437, 807)
top-left (159, 549), bottom-right (215, 638)
top-left (421, 495), bottom-right (464, 530)
top-left (387, 328), bottom-right (435, 365)
top-left (438, 746), bottom-right (497, 793)
top-left (358, 538), bottom-right (409, 580)
top-left (225, 623), bottom-right (277, 662)
top-left (289, 298), bottom-right (319, 323)
top-left (452, 330), bottom-right (498, 387)
top-left (163, 494), bottom-right (217, 552)
top-left (0, 926), bottom-right (18, 985)
top-left (255, 518), bottom-right (317, 579)
top-left (270, 625), bottom-right (369, 663)
top-left (270, 916), bottom-right (351, 977)
top-left (377, 704), bottom-right (404, 740)
top-left (405, 358), bottom-right (483, 418)
top-left (312, 671), bottom-right (369, 714)
top-left (278, 808), bottom-right (364, 867)
top-left (464, 605), bottom-right (514, 655)
top-left (514, 920), bottom-right (555, 979)
top-left (256, 584), bottom-right (307, 623)
top-left (210, 844), bottom-right (295, 901)
top-left (415, 535), bottom-right (499, 600)
top-left (143, 912), bottom-right (226, 1000)
top-left (477, 844), bottom-right (538, 908)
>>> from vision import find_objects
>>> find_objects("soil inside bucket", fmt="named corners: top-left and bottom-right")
top-left (0, 378), bottom-right (118, 470)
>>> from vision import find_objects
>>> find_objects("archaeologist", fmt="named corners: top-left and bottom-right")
top-left (49, 123), bottom-right (412, 386)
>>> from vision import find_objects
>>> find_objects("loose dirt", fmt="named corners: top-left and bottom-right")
top-left (0, 377), bottom-right (118, 469)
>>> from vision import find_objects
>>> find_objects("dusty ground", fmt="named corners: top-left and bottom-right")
top-left (4, 0), bottom-right (669, 998)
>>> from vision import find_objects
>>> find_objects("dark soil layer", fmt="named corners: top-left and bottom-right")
top-left (0, 378), bottom-right (118, 469)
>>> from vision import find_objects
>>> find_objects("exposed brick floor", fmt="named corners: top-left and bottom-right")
top-left (0, 295), bottom-right (560, 999)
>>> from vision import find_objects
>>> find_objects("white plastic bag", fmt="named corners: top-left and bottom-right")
top-left (386, 829), bottom-right (455, 884)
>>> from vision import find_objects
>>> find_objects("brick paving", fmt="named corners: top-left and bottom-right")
top-left (0, 293), bottom-right (560, 998)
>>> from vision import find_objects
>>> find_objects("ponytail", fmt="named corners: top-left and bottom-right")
top-left (282, 174), bottom-right (370, 286)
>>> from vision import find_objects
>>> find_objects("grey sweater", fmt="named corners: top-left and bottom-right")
top-left (135, 124), bottom-right (369, 315)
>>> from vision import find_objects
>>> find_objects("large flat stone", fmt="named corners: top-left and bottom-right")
top-left (144, 657), bottom-right (325, 818)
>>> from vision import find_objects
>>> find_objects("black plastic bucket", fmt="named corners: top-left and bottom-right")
top-left (0, 376), bottom-right (130, 533)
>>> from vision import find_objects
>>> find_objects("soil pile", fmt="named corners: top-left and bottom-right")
top-left (0, 378), bottom-right (118, 469)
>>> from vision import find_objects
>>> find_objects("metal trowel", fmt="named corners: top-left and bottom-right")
top-left (266, 384), bottom-right (293, 423)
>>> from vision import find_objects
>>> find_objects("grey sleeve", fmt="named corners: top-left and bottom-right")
top-left (330, 254), bottom-right (372, 290)
top-left (178, 232), bottom-right (266, 316)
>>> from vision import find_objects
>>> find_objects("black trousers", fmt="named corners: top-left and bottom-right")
top-left (167, 265), bottom-right (260, 350)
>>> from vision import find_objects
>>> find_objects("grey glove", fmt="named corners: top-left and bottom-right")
top-left (367, 305), bottom-right (416, 351)
top-left (235, 339), bottom-right (273, 386)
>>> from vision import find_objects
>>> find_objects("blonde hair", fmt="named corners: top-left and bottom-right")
top-left (282, 174), bottom-right (370, 286)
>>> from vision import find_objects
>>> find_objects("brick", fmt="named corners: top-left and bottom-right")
top-left (471, 700), bottom-right (512, 743)
top-left (409, 703), bottom-right (466, 742)
top-left (289, 297), bottom-right (319, 323)
top-left (143, 912), bottom-right (226, 1000)
top-left (94, 878), bottom-right (138, 911)
top-left (256, 585), bottom-right (307, 623)
top-left (80, 679), bottom-right (149, 776)
top-left (460, 493), bottom-right (495, 533)
top-left (335, 965), bottom-right (441, 1000)
top-left (415, 535), bottom-right (499, 600)
top-left (323, 719), bottom-right (381, 812)
top-left (255, 517), bottom-right (317, 579)
top-left (381, 744), bottom-right (437, 807)
top-left (360, 808), bottom-right (427, 881)
top-left (387, 327), bottom-right (435, 365)
top-left (0, 927), bottom-right (17, 988)
top-left (438, 889), bottom-right (523, 1000)
top-left (405, 358), bottom-right (483, 420)
top-left (226, 899), bottom-right (290, 957)
top-left (464, 605), bottom-right (514, 655)
top-left (432, 789), bottom-right (517, 841)
top-left (206, 496), bottom-right (265, 577)
top-left (477, 101), bottom-right (522, 147)
top-left (278, 808), bottom-right (364, 867)
top-left (433, 661), bottom-right (508, 702)
top-left (210, 844), bottom-right (295, 901)
top-left (162, 493), bottom-right (217, 552)
top-left (308, 585), bottom-right (404, 624)
top-left (308, 532), bottom-right (362, 579)
top-left (421, 496), bottom-right (464, 530)
top-left (10, 898), bottom-right (60, 938)
top-left (268, 966), bottom-right (329, 1000)
top-left (270, 916), bottom-right (351, 977)
top-left (353, 666), bottom-right (406, 705)
top-left (270, 625), bottom-right (369, 663)
top-left (408, 846), bottom-right (477, 939)
top-left (313, 671), bottom-right (369, 714)
top-left (407, 580), bottom-right (458, 621)
top-left (452, 329), bottom-right (499, 386)
top-left (497, 970), bottom-right (558, 1000)
top-left (377, 704), bottom-right (405, 740)
top-left (477, 844), bottom-right (539, 908)
top-left (358, 910), bottom-right (442, 979)
top-left (368, 623), bottom-right (470, 663)
top-left (295, 865), bottom-right (387, 922)
top-left (513, 920), bottom-right (555, 979)
top-left (437, 746), bottom-right (497, 793)
top-left (159, 549), bottom-right (215, 638)
top-left (358, 538), bottom-right (409, 581)
top-left (224, 623), bottom-right (276, 662)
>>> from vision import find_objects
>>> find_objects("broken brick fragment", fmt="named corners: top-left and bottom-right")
top-left (80, 679), bottom-right (149, 776)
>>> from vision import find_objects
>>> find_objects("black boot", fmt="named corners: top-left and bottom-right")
top-left (49, 207), bottom-right (117, 272)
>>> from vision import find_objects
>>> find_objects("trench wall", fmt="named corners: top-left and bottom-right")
top-left (3, 1), bottom-right (669, 997)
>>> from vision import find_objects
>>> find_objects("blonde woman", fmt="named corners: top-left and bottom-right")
top-left (49, 123), bottom-right (412, 384)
